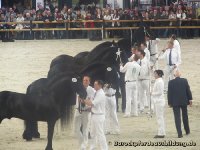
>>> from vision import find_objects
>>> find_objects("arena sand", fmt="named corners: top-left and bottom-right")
top-left (0, 39), bottom-right (199, 150)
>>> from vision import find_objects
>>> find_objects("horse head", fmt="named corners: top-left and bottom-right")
top-left (104, 66), bottom-right (120, 89)
top-left (71, 76), bottom-right (87, 100)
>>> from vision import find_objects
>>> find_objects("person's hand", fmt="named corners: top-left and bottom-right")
top-left (85, 99), bottom-right (93, 106)
top-left (189, 100), bottom-right (192, 107)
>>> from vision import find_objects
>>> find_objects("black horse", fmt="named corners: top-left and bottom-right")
top-left (0, 75), bottom-right (87, 150)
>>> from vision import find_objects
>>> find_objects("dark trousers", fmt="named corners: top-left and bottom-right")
top-left (173, 106), bottom-right (190, 136)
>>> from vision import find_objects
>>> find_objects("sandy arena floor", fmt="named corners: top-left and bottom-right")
top-left (0, 39), bottom-right (199, 150)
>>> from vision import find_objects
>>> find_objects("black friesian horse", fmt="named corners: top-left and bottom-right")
top-left (0, 75), bottom-right (87, 150)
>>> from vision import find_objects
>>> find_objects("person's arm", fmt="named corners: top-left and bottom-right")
top-left (158, 50), bottom-right (167, 60)
top-left (185, 79), bottom-right (193, 106)
top-left (120, 63), bottom-right (128, 73)
top-left (167, 81), bottom-right (172, 107)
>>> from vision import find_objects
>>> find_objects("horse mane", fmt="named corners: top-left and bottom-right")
top-left (86, 46), bottom-right (118, 65)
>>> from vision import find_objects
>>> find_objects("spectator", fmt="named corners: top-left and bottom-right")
top-left (111, 9), bottom-right (120, 37)
top-left (43, 10), bottom-right (54, 39)
top-left (104, 10), bottom-right (112, 38)
top-left (24, 12), bottom-right (34, 40)
top-left (16, 13), bottom-right (24, 30)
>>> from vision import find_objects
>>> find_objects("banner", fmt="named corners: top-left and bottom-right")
top-left (107, 0), bottom-right (123, 9)
top-left (36, 0), bottom-right (44, 10)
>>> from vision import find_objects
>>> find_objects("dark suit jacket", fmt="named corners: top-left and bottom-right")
top-left (168, 77), bottom-right (193, 106)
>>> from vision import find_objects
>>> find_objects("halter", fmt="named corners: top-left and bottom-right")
top-left (116, 48), bottom-right (122, 64)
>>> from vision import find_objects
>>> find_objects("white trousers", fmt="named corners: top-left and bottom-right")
top-left (138, 80), bottom-right (151, 111)
top-left (150, 54), bottom-right (158, 69)
top-left (164, 66), bottom-right (175, 91)
top-left (104, 96), bottom-right (120, 133)
top-left (125, 82), bottom-right (138, 116)
top-left (74, 110), bottom-right (90, 150)
top-left (89, 115), bottom-right (108, 150)
top-left (154, 102), bottom-right (166, 136)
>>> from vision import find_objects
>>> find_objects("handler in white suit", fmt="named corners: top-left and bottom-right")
top-left (170, 34), bottom-right (181, 64)
top-left (145, 35), bottom-right (160, 69)
top-left (85, 80), bottom-right (108, 150)
top-left (138, 50), bottom-right (151, 112)
top-left (158, 41), bottom-right (181, 92)
top-left (104, 84), bottom-right (120, 134)
top-left (74, 76), bottom-right (95, 150)
top-left (120, 55), bottom-right (141, 117)
top-left (141, 42), bottom-right (150, 62)
top-left (152, 70), bottom-right (166, 138)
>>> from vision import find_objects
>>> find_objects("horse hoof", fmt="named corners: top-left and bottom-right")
top-left (32, 132), bottom-right (40, 138)
top-left (45, 147), bottom-right (53, 150)
top-left (22, 132), bottom-right (32, 141)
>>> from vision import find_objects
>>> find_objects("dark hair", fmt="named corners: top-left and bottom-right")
top-left (171, 34), bottom-right (177, 40)
top-left (95, 80), bottom-right (104, 87)
top-left (83, 75), bottom-right (91, 81)
top-left (154, 70), bottom-right (164, 77)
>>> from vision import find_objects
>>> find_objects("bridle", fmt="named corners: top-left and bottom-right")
top-left (116, 48), bottom-right (122, 65)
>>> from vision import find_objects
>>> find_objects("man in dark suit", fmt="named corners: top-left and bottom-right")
top-left (168, 70), bottom-right (193, 138)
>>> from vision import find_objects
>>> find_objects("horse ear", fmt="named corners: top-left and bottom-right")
top-left (107, 67), bottom-right (112, 72)
top-left (72, 78), bottom-right (77, 83)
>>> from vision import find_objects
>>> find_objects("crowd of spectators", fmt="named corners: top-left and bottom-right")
top-left (0, 1), bottom-right (200, 40)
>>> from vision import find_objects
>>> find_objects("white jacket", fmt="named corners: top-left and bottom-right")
top-left (152, 78), bottom-right (165, 105)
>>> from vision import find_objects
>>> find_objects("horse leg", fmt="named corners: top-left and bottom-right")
top-left (45, 120), bottom-right (56, 150)
top-left (31, 121), bottom-right (40, 138)
top-left (22, 121), bottom-right (33, 141)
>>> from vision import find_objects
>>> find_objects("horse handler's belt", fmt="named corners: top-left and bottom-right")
top-left (105, 94), bottom-right (115, 97)
top-left (126, 80), bottom-right (136, 82)
top-left (150, 53), bottom-right (157, 56)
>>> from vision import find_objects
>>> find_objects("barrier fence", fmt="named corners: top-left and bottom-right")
top-left (0, 19), bottom-right (200, 39)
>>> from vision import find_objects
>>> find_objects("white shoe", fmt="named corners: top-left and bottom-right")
top-left (123, 114), bottom-right (130, 118)
top-left (131, 114), bottom-right (138, 117)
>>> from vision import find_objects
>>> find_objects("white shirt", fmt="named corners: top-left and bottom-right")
top-left (104, 15), bottom-right (111, 20)
top-left (173, 40), bottom-right (181, 64)
top-left (146, 39), bottom-right (160, 55)
top-left (138, 57), bottom-right (150, 80)
top-left (92, 89), bottom-right (106, 114)
top-left (104, 87), bottom-right (116, 96)
top-left (120, 61), bottom-right (141, 81)
top-left (76, 85), bottom-right (95, 109)
top-left (159, 48), bottom-right (181, 66)
top-left (128, 53), bottom-right (135, 62)
top-left (152, 78), bottom-right (165, 105)
top-left (144, 48), bottom-right (150, 61)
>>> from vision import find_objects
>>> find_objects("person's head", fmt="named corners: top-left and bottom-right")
top-left (154, 70), bottom-right (164, 79)
top-left (133, 54), bottom-right (140, 62)
top-left (26, 13), bottom-right (30, 18)
top-left (138, 50), bottom-right (146, 59)
top-left (174, 69), bottom-right (181, 78)
top-left (168, 41), bottom-right (174, 49)
top-left (140, 43), bottom-right (147, 50)
top-left (131, 46), bottom-right (138, 54)
top-left (170, 34), bottom-right (177, 40)
top-left (18, 13), bottom-right (23, 18)
top-left (82, 76), bottom-right (91, 88)
top-left (94, 80), bottom-right (104, 91)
